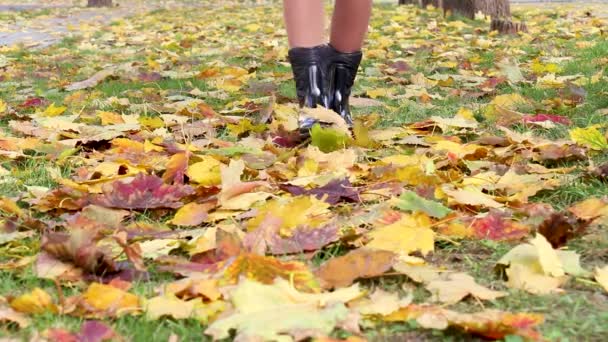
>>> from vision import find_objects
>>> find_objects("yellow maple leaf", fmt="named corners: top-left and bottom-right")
top-left (41, 103), bottom-right (67, 117)
top-left (169, 202), bottom-right (212, 226)
top-left (10, 288), bottom-right (58, 314)
top-left (569, 126), bottom-right (608, 150)
top-left (366, 214), bottom-right (434, 255)
top-left (0, 99), bottom-right (7, 113)
top-left (187, 156), bottom-right (223, 186)
top-left (82, 283), bottom-right (140, 314)
top-left (145, 294), bottom-right (225, 323)
top-left (97, 110), bottom-right (125, 125)
top-left (246, 196), bottom-right (330, 235)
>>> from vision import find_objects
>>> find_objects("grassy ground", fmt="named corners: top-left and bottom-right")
top-left (1, 2), bottom-right (607, 341)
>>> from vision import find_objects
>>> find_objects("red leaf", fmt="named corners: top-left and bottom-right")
top-left (79, 320), bottom-right (116, 342)
top-left (18, 97), bottom-right (49, 109)
top-left (523, 114), bottom-right (572, 125)
top-left (470, 210), bottom-right (530, 241)
top-left (93, 173), bottom-right (194, 209)
top-left (47, 320), bottom-right (117, 342)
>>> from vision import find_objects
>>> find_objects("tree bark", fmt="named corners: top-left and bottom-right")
top-left (87, 0), bottom-right (112, 7)
top-left (442, 0), bottom-right (510, 19)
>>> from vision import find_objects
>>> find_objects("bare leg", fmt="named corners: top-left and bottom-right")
top-left (330, 0), bottom-right (373, 53)
top-left (283, 0), bottom-right (325, 48)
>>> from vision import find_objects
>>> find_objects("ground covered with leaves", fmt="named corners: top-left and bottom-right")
top-left (1, 2), bottom-right (608, 341)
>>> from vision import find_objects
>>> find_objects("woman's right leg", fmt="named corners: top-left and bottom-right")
top-left (284, 0), bottom-right (331, 132)
top-left (283, 0), bottom-right (325, 48)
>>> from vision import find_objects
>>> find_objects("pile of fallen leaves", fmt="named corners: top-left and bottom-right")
top-left (0, 2), bottom-right (607, 341)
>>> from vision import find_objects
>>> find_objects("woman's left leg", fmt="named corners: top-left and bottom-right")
top-left (326, 0), bottom-right (373, 125)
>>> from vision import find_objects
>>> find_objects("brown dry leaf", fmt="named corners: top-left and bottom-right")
top-left (316, 248), bottom-right (395, 289)
top-left (65, 67), bottom-right (116, 91)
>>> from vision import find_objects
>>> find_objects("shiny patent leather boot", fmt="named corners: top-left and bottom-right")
top-left (287, 45), bottom-right (331, 133)
top-left (327, 46), bottom-right (362, 127)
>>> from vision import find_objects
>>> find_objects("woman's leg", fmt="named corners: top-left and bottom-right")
top-left (283, 0), bottom-right (325, 48)
top-left (330, 0), bottom-right (373, 53)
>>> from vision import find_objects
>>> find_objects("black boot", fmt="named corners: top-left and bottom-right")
top-left (327, 45), bottom-right (363, 126)
top-left (288, 45), bottom-right (331, 132)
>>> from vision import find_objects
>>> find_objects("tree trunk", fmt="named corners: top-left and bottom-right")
top-left (442, 0), bottom-right (510, 19)
top-left (87, 0), bottom-right (112, 7)
top-left (421, 0), bottom-right (441, 8)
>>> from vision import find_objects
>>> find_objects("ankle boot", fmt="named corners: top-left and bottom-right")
top-left (327, 45), bottom-right (362, 126)
top-left (288, 45), bottom-right (331, 131)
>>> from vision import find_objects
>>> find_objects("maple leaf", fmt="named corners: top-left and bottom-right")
top-left (537, 213), bottom-right (586, 248)
top-left (495, 234), bottom-right (590, 294)
top-left (205, 278), bottom-right (361, 341)
top-left (396, 191), bottom-right (452, 219)
top-left (316, 248), bottom-right (395, 289)
top-left (168, 202), bottom-right (214, 226)
top-left (595, 266), bottom-right (608, 293)
top-left (366, 214), bottom-right (434, 255)
top-left (46, 321), bottom-right (117, 342)
top-left (425, 272), bottom-right (507, 304)
top-left (279, 178), bottom-right (360, 205)
top-left (77, 282), bottom-right (140, 317)
top-left (246, 196), bottom-right (331, 236)
top-left (145, 294), bottom-right (225, 323)
top-left (163, 151), bottom-right (190, 184)
top-left (385, 305), bottom-right (544, 341)
top-left (93, 173), bottom-right (194, 209)
top-left (42, 229), bottom-right (117, 275)
top-left (10, 288), bottom-right (58, 314)
top-left (523, 113), bottom-right (572, 126)
top-left (352, 289), bottom-right (412, 316)
top-left (569, 126), bottom-right (608, 150)
top-left (0, 307), bottom-right (30, 328)
top-left (222, 254), bottom-right (320, 292)
top-left (469, 210), bottom-right (530, 241)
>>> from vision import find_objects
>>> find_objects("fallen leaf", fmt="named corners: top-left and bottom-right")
top-left (10, 288), bottom-right (58, 314)
top-left (366, 215), bottom-right (434, 255)
top-left (65, 67), bottom-right (116, 91)
top-left (569, 126), bottom-right (608, 150)
top-left (595, 266), bottom-right (608, 293)
top-left (223, 254), bottom-right (320, 292)
top-left (426, 272), bottom-right (507, 304)
top-left (93, 173), bottom-right (194, 209)
top-left (205, 278), bottom-right (361, 341)
top-left (316, 248), bottom-right (395, 289)
top-left (396, 191), bottom-right (452, 219)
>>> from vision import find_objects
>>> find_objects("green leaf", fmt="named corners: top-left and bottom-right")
top-left (396, 191), bottom-right (452, 219)
top-left (310, 124), bottom-right (350, 153)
